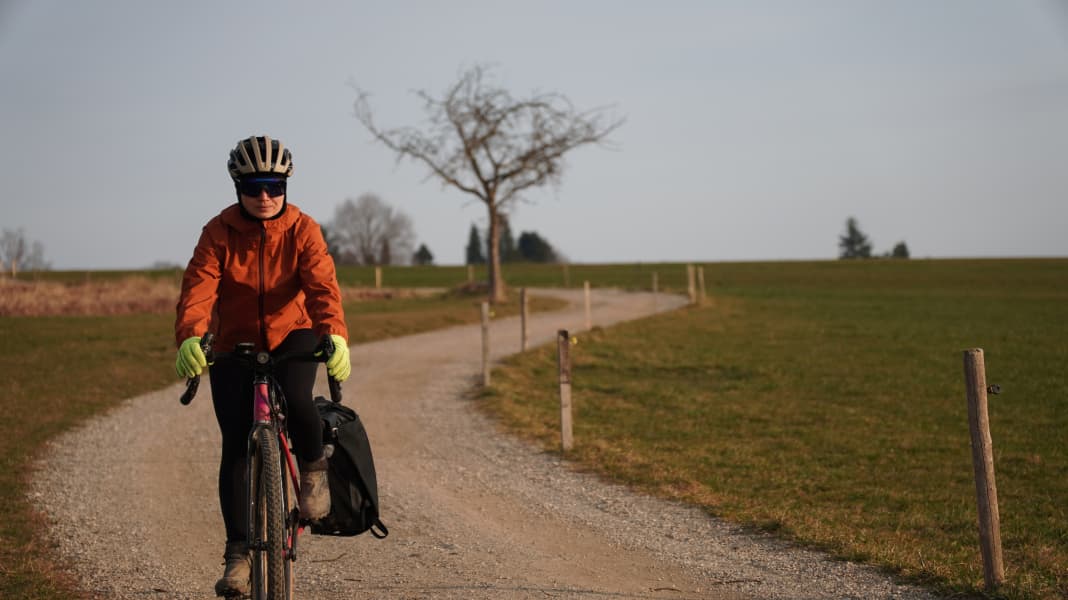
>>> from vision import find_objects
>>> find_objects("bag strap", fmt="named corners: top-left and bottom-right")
top-left (370, 519), bottom-right (389, 539)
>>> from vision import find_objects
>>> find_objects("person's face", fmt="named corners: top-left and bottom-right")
top-left (237, 176), bottom-right (286, 219)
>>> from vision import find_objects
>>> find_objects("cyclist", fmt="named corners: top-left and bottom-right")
top-left (174, 135), bottom-right (351, 597)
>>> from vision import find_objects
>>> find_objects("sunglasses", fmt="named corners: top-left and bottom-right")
top-left (238, 177), bottom-right (287, 197)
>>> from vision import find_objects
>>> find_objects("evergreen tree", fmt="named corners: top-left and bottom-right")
top-left (465, 224), bottom-right (485, 265)
top-left (413, 243), bottom-right (434, 265)
top-left (498, 216), bottom-right (518, 262)
top-left (838, 217), bottom-right (873, 259)
top-left (890, 241), bottom-right (910, 259)
top-left (517, 231), bottom-right (558, 262)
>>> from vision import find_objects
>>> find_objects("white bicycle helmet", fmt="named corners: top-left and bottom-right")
top-left (227, 135), bottom-right (294, 180)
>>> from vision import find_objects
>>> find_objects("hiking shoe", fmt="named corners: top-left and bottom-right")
top-left (214, 541), bottom-right (250, 597)
top-left (299, 455), bottom-right (331, 521)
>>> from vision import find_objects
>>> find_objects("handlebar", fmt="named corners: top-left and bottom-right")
top-left (180, 333), bottom-right (342, 405)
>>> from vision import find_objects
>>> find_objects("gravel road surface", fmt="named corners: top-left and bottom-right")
top-left (32, 289), bottom-right (939, 599)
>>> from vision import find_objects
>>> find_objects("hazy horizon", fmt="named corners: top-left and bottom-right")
top-left (2, 1), bottom-right (1067, 270)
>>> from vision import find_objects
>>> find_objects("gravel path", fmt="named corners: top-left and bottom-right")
top-left (32, 289), bottom-right (940, 599)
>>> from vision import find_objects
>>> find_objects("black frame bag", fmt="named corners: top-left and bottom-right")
top-left (310, 396), bottom-right (388, 538)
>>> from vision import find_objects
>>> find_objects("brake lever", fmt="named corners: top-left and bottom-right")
top-left (180, 332), bottom-right (216, 406)
top-left (180, 376), bottom-right (200, 405)
top-left (328, 376), bottom-right (343, 404)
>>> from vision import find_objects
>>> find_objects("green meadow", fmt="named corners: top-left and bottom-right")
top-left (481, 258), bottom-right (1067, 600)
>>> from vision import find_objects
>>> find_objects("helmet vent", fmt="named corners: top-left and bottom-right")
top-left (228, 135), bottom-right (293, 180)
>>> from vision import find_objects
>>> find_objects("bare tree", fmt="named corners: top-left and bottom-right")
top-left (1, 228), bottom-right (28, 277)
top-left (1, 229), bottom-right (51, 276)
top-left (25, 240), bottom-right (49, 272)
top-left (354, 65), bottom-right (623, 302)
top-left (329, 194), bottom-right (416, 266)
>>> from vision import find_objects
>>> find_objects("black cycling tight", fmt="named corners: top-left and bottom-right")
top-left (209, 328), bottom-right (324, 545)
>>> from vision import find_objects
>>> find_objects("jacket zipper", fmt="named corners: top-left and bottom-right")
top-left (258, 226), bottom-right (268, 350)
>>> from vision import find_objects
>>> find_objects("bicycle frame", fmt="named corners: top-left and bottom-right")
top-left (247, 376), bottom-right (304, 553)
top-left (247, 375), bottom-right (300, 600)
top-left (253, 377), bottom-right (304, 522)
top-left (181, 332), bottom-right (338, 600)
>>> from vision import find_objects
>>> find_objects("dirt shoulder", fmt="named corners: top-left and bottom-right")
top-left (32, 289), bottom-right (938, 599)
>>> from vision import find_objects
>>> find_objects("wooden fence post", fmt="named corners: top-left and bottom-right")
top-left (687, 264), bottom-right (696, 304)
top-left (481, 302), bottom-right (491, 386)
top-left (652, 272), bottom-right (659, 310)
top-left (375, 266), bottom-right (382, 290)
top-left (520, 288), bottom-right (529, 351)
top-left (557, 330), bottom-right (573, 452)
top-left (698, 266), bottom-right (706, 304)
top-left (584, 280), bottom-right (592, 330)
top-left (467, 264), bottom-right (474, 283)
top-left (963, 348), bottom-right (1004, 590)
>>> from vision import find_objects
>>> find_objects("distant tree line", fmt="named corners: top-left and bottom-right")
top-left (838, 217), bottom-right (909, 259)
top-left (465, 216), bottom-right (560, 265)
top-left (317, 193), bottom-right (562, 268)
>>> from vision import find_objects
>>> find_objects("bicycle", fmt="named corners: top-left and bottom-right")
top-left (180, 332), bottom-right (341, 600)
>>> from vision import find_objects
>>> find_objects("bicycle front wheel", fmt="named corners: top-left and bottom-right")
top-left (249, 425), bottom-right (292, 600)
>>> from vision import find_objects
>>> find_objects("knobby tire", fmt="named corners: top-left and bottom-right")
top-left (250, 425), bottom-right (291, 600)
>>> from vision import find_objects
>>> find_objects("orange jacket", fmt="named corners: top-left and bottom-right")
top-left (175, 203), bottom-right (348, 352)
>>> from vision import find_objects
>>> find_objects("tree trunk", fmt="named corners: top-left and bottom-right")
top-left (486, 204), bottom-right (506, 304)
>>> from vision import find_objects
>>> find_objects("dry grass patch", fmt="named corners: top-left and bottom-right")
top-left (0, 277), bottom-right (180, 316)
top-left (0, 277), bottom-right (449, 318)
top-left (340, 286), bottom-right (443, 302)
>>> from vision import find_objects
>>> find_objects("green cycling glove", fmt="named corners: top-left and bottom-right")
top-left (175, 336), bottom-right (207, 378)
top-left (324, 334), bottom-right (351, 382)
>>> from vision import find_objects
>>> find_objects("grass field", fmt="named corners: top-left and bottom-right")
top-left (480, 258), bottom-right (1068, 600)
top-left (0, 280), bottom-right (561, 600)
top-left (4, 259), bottom-right (1065, 599)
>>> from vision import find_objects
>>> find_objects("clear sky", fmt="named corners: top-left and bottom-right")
top-left (2, 1), bottom-right (1067, 269)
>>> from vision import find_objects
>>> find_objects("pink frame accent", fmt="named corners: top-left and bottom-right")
top-left (279, 433), bottom-right (304, 538)
top-left (280, 432), bottom-right (301, 497)
top-left (253, 382), bottom-right (271, 423)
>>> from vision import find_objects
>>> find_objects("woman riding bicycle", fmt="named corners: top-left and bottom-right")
top-left (174, 135), bottom-right (351, 597)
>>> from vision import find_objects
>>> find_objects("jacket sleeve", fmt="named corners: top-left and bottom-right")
top-left (297, 217), bottom-right (349, 342)
top-left (175, 224), bottom-right (223, 347)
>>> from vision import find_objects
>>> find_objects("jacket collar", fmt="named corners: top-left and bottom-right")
top-left (220, 202), bottom-right (302, 234)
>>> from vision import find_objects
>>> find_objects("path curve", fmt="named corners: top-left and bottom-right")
top-left (32, 289), bottom-right (938, 599)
